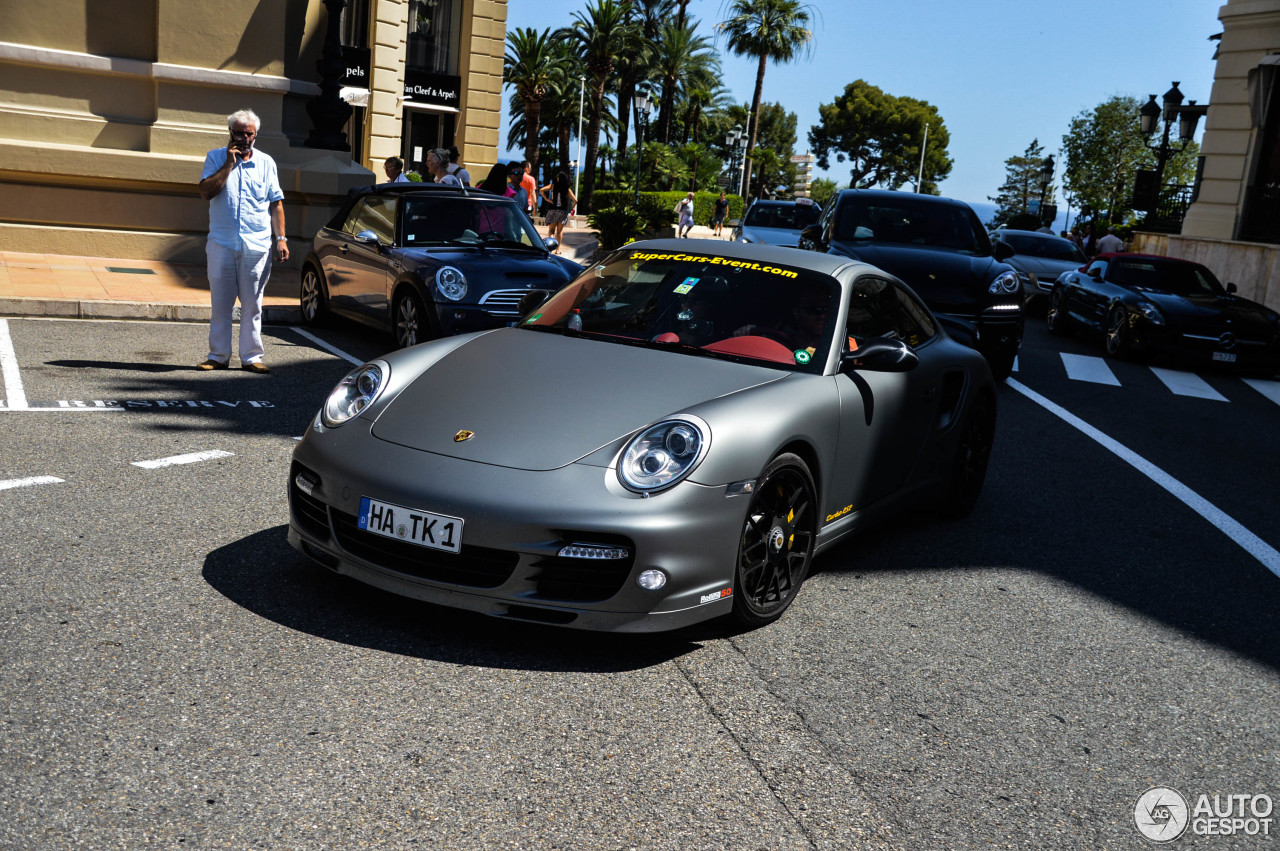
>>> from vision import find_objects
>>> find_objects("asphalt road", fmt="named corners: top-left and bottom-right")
top-left (1, 315), bottom-right (1277, 849)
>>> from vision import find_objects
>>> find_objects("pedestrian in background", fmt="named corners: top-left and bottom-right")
top-left (430, 148), bottom-right (462, 186)
top-left (447, 146), bottom-right (471, 187)
top-left (1096, 225), bottom-right (1125, 254)
top-left (1081, 223), bottom-right (1098, 258)
top-left (506, 162), bottom-right (529, 212)
top-left (383, 156), bottom-right (410, 183)
top-left (713, 192), bottom-right (729, 237)
top-left (539, 171), bottom-right (577, 253)
top-left (476, 161), bottom-right (509, 194)
top-left (196, 108), bottom-right (286, 374)
top-left (677, 191), bottom-right (695, 238)
top-left (520, 161), bottom-right (538, 218)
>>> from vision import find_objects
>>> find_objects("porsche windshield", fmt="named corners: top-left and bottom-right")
top-left (402, 197), bottom-right (541, 248)
top-left (522, 248), bottom-right (838, 371)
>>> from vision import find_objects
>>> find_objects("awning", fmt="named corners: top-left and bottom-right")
top-left (1247, 53), bottom-right (1280, 128)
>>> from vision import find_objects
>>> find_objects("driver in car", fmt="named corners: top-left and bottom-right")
top-left (734, 285), bottom-right (834, 358)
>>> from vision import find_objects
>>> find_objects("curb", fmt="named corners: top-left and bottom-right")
top-left (0, 298), bottom-right (302, 325)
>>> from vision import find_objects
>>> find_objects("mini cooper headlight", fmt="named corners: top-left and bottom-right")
top-left (619, 419), bottom-right (708, 493)
top-left (989, 271), bottom-right (1020, 295)
top-left (435, 266), bottom-right (468, 301)
top-left (1137, 300), bottom-right (1165, 325)
top-left (322, 362), bottom-right (386, 427)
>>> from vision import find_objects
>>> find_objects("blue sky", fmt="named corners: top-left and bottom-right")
top-left (500, 0), bottom-right (1222, 216)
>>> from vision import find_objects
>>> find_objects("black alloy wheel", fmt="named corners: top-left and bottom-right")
top-left (1046, 288), bottom-right (1071, 336)
top-left (1105, 305), bottom-right (1131, 359)
top-left (392, 288), bottom-right (429, 349)
top-left (938, 397), bottom-right (995, 519)
top-left (732, 453), bottom-right (817, 628)
top-left (299, 265), bottom-right (329, 326)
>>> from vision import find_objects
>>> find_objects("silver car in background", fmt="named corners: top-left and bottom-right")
top-left (732, 198), bottom-right (822, 247)
top-left (989, 228), bottom-right (1088, 307)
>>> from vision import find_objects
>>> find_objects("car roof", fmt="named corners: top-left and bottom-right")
top-left (621, 237), bottom-right (861, 279)
top-left (1095, 252), bottom-right (1196, 265)
top-left (835, 188), bottom-right (973, 209)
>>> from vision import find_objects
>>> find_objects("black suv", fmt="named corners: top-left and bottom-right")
top-left (801, 189), bottom-right (1022, 379)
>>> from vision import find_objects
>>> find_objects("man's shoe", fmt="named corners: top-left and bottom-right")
top-left (197, 359), bottom-right (229, 370)
top-left (242, 362), bottom-right (271, 374)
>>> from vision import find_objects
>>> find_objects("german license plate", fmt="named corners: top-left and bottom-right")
top-left (1212, 351), bottom-right (1237, 363)
top-left (357, 497), bottom-right (463, 553)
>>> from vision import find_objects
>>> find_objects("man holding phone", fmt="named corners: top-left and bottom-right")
top-left (197, 108), bottom-right (287, 373)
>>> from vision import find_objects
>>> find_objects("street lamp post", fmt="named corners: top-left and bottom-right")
top-left (1138, 82), bottom-right (1207, 207)
top-left (724, 125), bottom-right (744, 196)
top-left (574, 75), bottom-right (585, 203)
top-left (633, 89), bottom-right (654, 205)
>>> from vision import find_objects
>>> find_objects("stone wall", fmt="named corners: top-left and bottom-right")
top-left (1132, 232), bottom-right (1280, 312)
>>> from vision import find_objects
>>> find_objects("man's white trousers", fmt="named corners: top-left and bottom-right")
top-left (206, 239), bottom-right (271, 365)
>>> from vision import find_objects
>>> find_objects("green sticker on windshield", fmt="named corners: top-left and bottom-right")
top-left (525, 313), bottom-right (543, 324)
top-left (673, 276), bottom-right (700, 295)
top-left (793, 350), bottom-right (811, 364)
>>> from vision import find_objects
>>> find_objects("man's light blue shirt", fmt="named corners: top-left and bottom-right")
top-left (201, 147), bottom-right (285, 252)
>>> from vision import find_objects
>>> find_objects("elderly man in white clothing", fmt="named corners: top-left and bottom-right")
top-left (196, 108), bottom-right (288, 374)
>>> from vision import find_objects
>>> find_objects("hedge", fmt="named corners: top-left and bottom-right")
top-left (591, 191), bottom-right (746, 229)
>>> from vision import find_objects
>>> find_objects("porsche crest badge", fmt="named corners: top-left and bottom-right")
top-left (454, 430), bottom-right (475, 442)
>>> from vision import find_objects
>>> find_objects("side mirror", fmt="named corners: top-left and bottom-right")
top-left (517, 290), bottom-right (551, 316)
top-left (993, 241), bottom-right (1015, 261)
top-left (543, 237), bottom-right (560, 253)
top-left (1227, 282), bottom-right (1238, 293)
top-left (1089, 270), bottom-right (1104, 282)
top-left (801, 224), bottom-right (824, 244)
top-left (355, 229), bottom-right (381, 246)
top-left (840, 337), bottom-right (919, 373)
top-left (726, 218), bottom-right (741, 228)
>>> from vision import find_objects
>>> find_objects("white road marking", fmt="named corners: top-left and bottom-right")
top-left (0, 319), bottom-right (28, 410)
top-left (0, 405), bottom-right (124, 412)
top-left (1243, 378), bottom-right (1280, 408)
top-left (1149, 367), bottom-right (1228, 401)
top-left (0, 475), bottom-right (64, 491)
top-left (1009, 378), bottom-right (1280, 580)
top-left (291, 328), bottom-right (363, 366)
top-left (1060, 353), bottom-right (1120, 386)
top-left (1012, 355), bottom-right (1019, 373)
top-left (132, 450), bottom-right (234, 470)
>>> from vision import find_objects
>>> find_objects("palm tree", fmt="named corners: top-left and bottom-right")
top-left (614, 0), bottom-right (671, 164)
top-left (559, 0), bottom-right (638, 212)
top-left (652, 21), bottom-right (716, 145)
top-left (503, 28), bottom-right (566, 173)
top-left (717, 0), bottom-right (813, 202)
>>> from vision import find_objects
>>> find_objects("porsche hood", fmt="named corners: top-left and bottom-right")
top-left (369, 329), bottom-right (786, 470)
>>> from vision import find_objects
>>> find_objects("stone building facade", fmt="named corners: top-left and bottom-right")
top-left (0, 0), bottom-right (507, 266)
top-left (1138, 0), bottom-right (1280, 311)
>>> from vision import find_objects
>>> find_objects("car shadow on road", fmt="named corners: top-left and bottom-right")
top-left (203, 526), bottom-right (704, 672)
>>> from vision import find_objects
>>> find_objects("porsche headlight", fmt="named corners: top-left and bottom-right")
top-left (619, 419), bottom-right (708, 493)
top-left (321, 362), bottom-right (386, 427)
top-left (1137, 301), bottom-right (1165, 325)
top-left (435, 266), bottom-right (468, 301)
top-left (989, 271), bottom-right (1020, 294)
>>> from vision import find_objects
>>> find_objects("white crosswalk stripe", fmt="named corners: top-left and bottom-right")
top-left (1243, 378), bottom-right (1280, 407)
top-left (1059, 353), bottom-right (1120, 386)
top-left (1149, 367), bottom-right (1228, 401)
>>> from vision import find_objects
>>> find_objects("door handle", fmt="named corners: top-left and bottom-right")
top-left (339, 243), bottom-right (349, 253)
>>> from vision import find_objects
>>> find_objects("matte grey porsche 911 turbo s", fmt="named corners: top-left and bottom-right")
top-left (288, 239), bottom-right (998, 632)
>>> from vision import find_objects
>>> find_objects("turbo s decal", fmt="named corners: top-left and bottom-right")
top-left (700, 588), bottom-right (733, 605)
top-left (825, 504), bottom-right (853, 523)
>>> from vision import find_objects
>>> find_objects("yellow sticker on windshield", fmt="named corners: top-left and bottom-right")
top-left (628, 251), bottom-right (799, 279)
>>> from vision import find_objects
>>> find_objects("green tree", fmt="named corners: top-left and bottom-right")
top-left (1061, 95), bottom-right (1199, 225)
top-left (718, 0), bottom-right (814, 200)
top-left (988, 138), bottom-right (1052, 226)
top-left (808, 177), bottom-right (837, 207)
top-left (614, 0), bottom-right (672, 163)
top-left (808, 80), bottom-right (952, 192)
top-left (560, 0), bottom-right (639, 212)
top-left (503, 28), bottom-right (566, 173)
top-left (653, 21), bottom-right (717, 145)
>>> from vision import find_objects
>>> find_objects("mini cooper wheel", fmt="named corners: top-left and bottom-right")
top-left (1046, 288), bottom-right (1071, 336)
top-left (1105, 305), bottom-right (1131, 359)
top-left (938, 397), bottom-right (994, 519)
top-left (732, 453), bottom-right (817, 628)
top-left (299, 265), bottom-right (330, 327)
top-left (392, 288), bottom-right (431, 349)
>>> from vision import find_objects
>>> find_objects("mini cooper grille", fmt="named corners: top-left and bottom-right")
top-left (531, 550), bottom-right (636, 602)
top-left (330, 509), bottom-right (518, 588)
top-left (479, 289), bottom-right (542, 317)
top-left (289, 464), bottom-right (330, 541)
